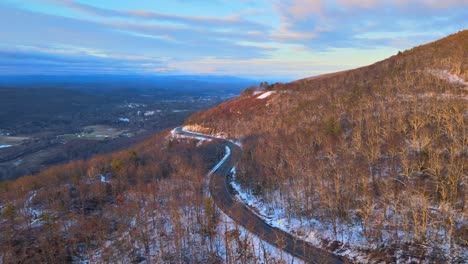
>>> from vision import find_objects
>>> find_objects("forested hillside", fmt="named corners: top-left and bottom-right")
top-left (0, 31), bottom-right (466, 263)
top-left (0, 129), bottom-right (296, 262)
top-left (186, 30), bottom-right (467, 262)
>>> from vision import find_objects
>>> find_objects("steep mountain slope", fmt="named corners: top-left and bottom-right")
top-left (0, 31), bottom-right (466, 263)
top-left (185, 30), bottom-right (467, 262)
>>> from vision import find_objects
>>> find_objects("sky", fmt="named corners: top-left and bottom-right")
top-left (0, 0), bottom-right (466, 80)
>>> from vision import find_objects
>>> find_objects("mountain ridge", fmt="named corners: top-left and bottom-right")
top-left (184, 30), bottom-right (467, 262)
top-left (0, 30), bottom-right (466, 263)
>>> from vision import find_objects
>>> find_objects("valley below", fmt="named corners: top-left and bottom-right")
top-left (0, 76), bottom-right (250, 181)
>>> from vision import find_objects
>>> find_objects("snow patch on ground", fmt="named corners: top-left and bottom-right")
top-left (232, 140), bottom-right (242, 148)
top-left (419, 92), bottom-right (468, 100)
top-left (0, 145), bottom-right (12, 148)
top-left (118, 118), bottom-right (130, 122)
top-left (83, 146), bottom-right (292, 263)
top-left (398, 92), bottom-right (468, 101)
top-left (257, 91), bottom-right (276, 99)
top-left (429, 69), bottom-right (468, 86)
top-left (179, 126), bottom-right (242, 148)
top-left (230, 167), bottom-right (371, 263)
top-left (23, 191), bottom-right (45, 227)
top-left (100, 174), bottom-right (110, 183)
top-left (208, 146), bottom-right (230, 176)
top-left (219, 211), bottom-right (304, 263)
top-left (229, 167), bottom-right (467, 263)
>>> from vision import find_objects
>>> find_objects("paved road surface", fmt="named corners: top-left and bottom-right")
top-left (174, 127), bottom-right (349, 263)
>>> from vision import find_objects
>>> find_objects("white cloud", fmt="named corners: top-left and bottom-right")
top-left (338, 0), bottom-right (378, 9)
top-left (0, 0), bottom-right (465, 78)
top-left (167, 45), bottom-right (398, 79)
top-left (272, 24), bottom-right (316, 41)
top-left (399, 0), bottom-right (468, 9)
top-left (269, 0), bottom-right (467, 51)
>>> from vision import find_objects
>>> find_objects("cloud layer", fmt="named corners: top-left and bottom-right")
top-left (0, 0), bottom-right (466, 79)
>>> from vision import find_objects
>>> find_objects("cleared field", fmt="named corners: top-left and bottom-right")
top-left (60, 125), bottom-right (129, 141)
top-left (0, 136), bottom-right (29, 146)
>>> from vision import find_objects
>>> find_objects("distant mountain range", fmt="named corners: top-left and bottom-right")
top-left (0, 74), bottom-right (263, 96)
top-left (0, 74), bottom-right (257, 85)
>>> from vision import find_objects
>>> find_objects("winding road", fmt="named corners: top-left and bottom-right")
top-left (173, 127), bottom-right (349, 264)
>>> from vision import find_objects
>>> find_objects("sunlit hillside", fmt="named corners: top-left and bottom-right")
top-left (0, 30), bottom-right (466, 263)
top-left (186, 30), bottom-right (468, 262)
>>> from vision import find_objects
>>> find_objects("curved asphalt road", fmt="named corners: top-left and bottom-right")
top-left (173, 127), bottom-right (349, 264)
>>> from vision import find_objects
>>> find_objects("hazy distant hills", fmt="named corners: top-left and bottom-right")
top-left (0, 74), bottom-right (258, 96)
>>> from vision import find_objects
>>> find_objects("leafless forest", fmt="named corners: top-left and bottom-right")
top-left (186, 30), bottom-right (467, 262)
top-left (1, 31), bottom-right (466, 263)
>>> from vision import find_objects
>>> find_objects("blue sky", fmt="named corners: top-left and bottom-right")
top-left (0, 0), bottom-right (466, 80)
